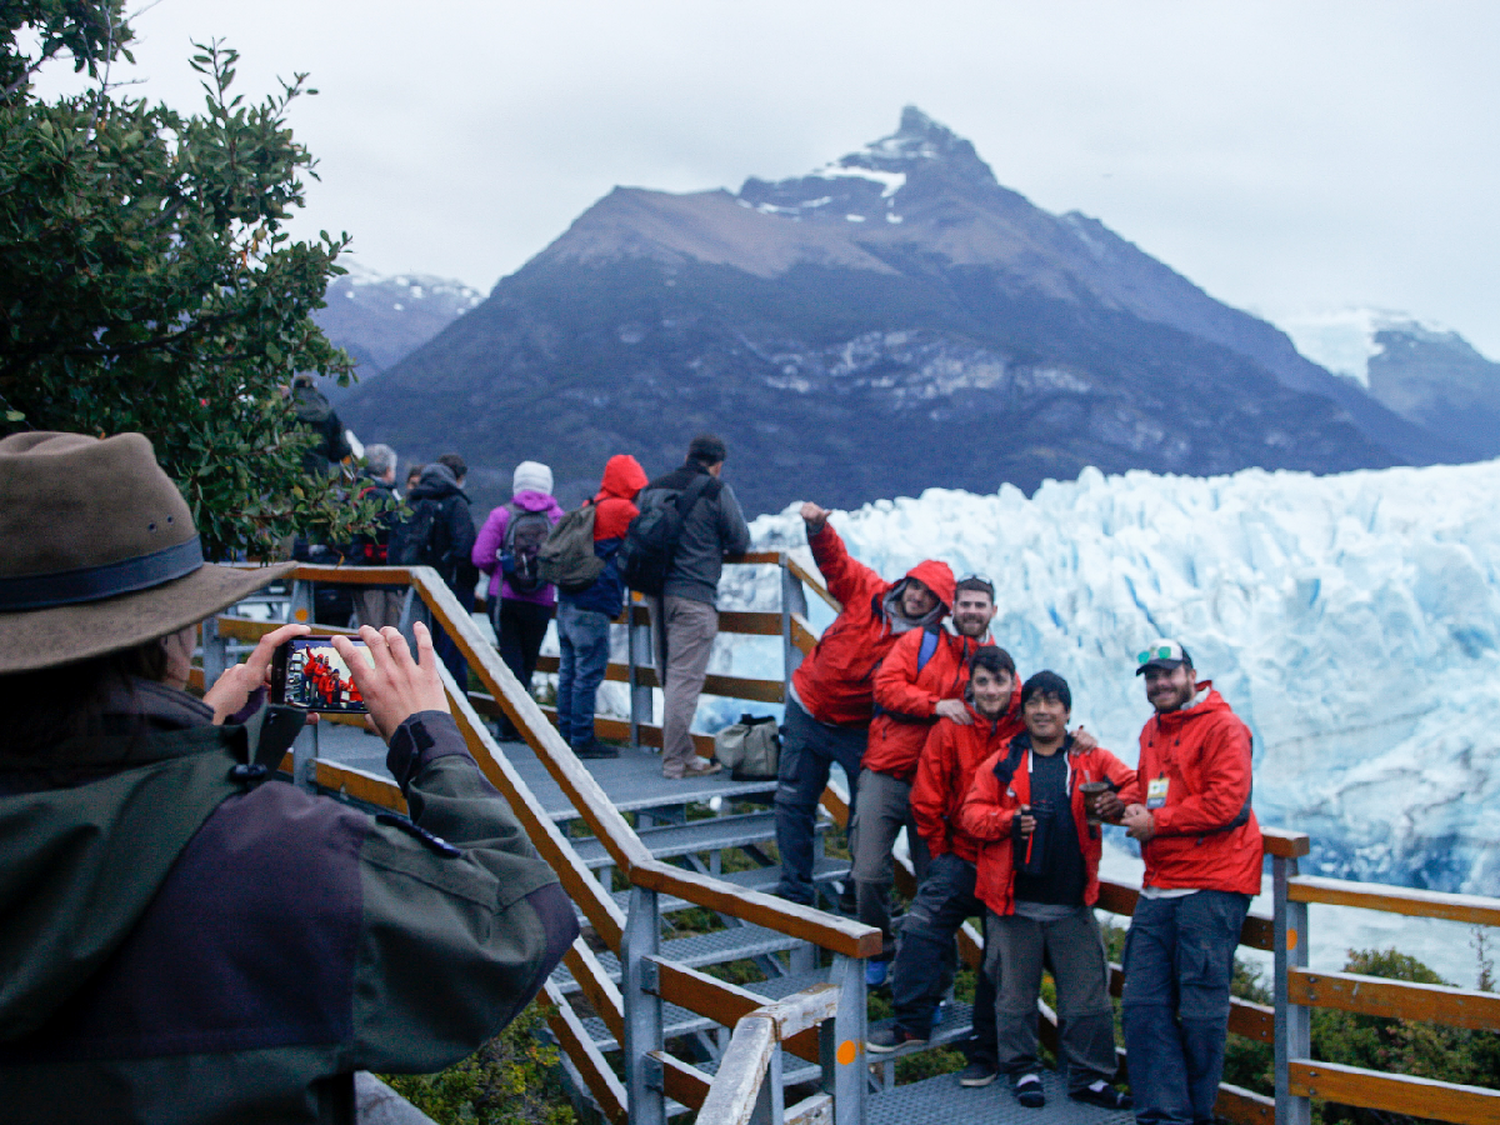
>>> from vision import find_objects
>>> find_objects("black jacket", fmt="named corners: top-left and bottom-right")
top-left (292, 384), bottom-right (352, 476)
top-left (638, 462), bottom-right (751, 606)
top-left (393, 464), bottom-right (477, 597)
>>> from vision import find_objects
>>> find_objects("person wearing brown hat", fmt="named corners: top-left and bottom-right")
top-left (0, 432), bottom-right (576, 1123)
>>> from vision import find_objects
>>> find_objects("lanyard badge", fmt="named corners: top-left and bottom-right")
top-left (1146, 775), bottom-right (1169, 810)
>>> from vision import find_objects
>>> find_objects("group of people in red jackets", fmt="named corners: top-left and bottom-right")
top-left (772, 503), bottom-right (1263, 1122)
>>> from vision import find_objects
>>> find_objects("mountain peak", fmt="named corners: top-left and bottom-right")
top-left (844, 105), bottom-right (993, 182)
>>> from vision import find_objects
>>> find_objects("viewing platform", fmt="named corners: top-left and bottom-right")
top-left (202, 559), bottom-right (1500, 1125)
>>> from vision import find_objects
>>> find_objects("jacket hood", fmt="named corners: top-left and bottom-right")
top-left (510, 490), bottom-right (563, 516)
top-left (599, 455), bottom-right (648, 502)
top-left (411, 462), bottom-right (464, 500)
top-left (0, 684), bottom-right (247, 1040)
top-left (291, 384), bottom-right (332, 424)
top-left (903, 560), bottom-right (955, 611)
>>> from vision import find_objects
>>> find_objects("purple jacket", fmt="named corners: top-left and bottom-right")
top-left (473, 491), bottom-right (565, 605)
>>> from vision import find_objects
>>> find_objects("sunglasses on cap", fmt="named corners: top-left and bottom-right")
top-left (1135, 639), bottom-right (1191, 674)
top-left (955, 574), bottom-right (996, 598)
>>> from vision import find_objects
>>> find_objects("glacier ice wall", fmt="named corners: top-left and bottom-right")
top-left (719, 460), bottom-right (1500, 896)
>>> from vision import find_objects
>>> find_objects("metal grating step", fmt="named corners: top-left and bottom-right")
top-left (868, 1067), bottom-right (1133, 1125)
top-left (570, 810), bottom-right (787, 869)
top-left (553, 922), bottom-right (806, 991)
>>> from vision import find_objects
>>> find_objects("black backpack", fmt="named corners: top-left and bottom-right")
top-left (499, 504), bottom-right (552, 594)
top-left (394, 498), bottom-right (442, 568)
top-left (619, 474), bottom-right (718, 595)
top-left (537, 501), bottom-right (605, 593)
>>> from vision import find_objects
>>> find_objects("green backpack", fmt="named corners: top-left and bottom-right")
top-left (537, 501), bottom-right (605, 593)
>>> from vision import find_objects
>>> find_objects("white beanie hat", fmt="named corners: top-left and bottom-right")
top-left (513, 460), bottom-right (553, 496)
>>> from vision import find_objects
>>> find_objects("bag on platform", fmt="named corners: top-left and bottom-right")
top-left (713, 714), bottom-right (781, 781)
top-left (537, 500), bottom-right (604, 593)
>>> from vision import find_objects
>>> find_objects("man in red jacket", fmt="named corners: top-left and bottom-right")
top-left (1107, 640), bottom-right (1263, 1125)
top-left (958, 671), bottom-right (1135, 1111)
top-left (853, 573), bottom-right (984, 977)
top-left (868, 646), bottom-right (1021, 1083)
top-left (772, 502), bottom-right (953, 907)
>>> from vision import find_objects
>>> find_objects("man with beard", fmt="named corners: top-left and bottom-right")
top-left (1100, 640), bottom-right (1263, 1125)
top-left (854, 576), bottom-right (995, 983)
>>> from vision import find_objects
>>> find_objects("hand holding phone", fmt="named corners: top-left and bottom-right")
top-left (205, 622), bottom-right (311, 725)
top-left (332, 623), bottom-right (449, 741)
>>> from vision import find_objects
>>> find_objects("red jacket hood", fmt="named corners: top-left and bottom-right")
top-left (902, 559), bottom-right (955, 612)
top-left (598, 455), bottom-right (648, 502)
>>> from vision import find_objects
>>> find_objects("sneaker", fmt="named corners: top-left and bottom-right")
top-left (664, 758), bottom-right (722, 779)
top-left (572, 739), bottom-right (619, 760)
top-left (956, 1061), bottom-right (998, 1088)
top-left (1013, 1073), bottom-right (1045, 1109)
top-left (865, 959), bottom-right (889, 988)
top-left (866, 1026), bottom-right (927, 1054)
top-left (1070, 1080), bottom-right (1132, 1111)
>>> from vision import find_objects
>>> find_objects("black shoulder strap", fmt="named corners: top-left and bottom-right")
top-left (674, 472), bottom-right (716, 518)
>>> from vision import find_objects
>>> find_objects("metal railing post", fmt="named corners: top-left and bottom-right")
top-left (290, 714), bottom-right (318, 792)
top-left (395, 583), bottom-right (425, 648)
top-left (780, 554), bottom-right (808, 703)
top-left (628, 598), bottom-right (654, 747)
top-left (623, 885), bottom-right (665, 1125)
top-left (199, 615), bottom-right (228, 691)
top-left (1273, 853), bottom-right (1311, 1125)
top-left (823, 954), bottom-right (867, 1125)
top-left (287, 579), bottom-right (315, 625)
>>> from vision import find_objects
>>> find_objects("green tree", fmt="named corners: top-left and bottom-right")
top-left (0, 2), bottom-right (376, 559)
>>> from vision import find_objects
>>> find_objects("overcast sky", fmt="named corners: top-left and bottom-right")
top-left (36, 1), bottom-right (1500, 356)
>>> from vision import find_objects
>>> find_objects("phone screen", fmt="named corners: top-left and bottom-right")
top-left (277, 636), bottom-right (373, 713)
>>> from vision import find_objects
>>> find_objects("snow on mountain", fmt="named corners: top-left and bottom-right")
top-left (1274, 308), bottom-right (1454, 386)
top-left (706, 457), bottom-right (1500, 900)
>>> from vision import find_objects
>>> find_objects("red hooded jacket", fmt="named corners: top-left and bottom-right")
top-left (863, 624), bottom-right (990, 781)
top-left (592, 455), bottom-right (648, 540)
top-left (1116, 682), bottom-right (1263, 895)
top-left (910, 687), bottom-right (1024, 863)
top-left (790, 523), bottom-right (954, 728)
top-left (958, 735), bottom-right (1136, 917)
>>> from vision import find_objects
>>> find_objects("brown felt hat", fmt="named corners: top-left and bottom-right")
top-left (0, 432), bottom-right (294, 674)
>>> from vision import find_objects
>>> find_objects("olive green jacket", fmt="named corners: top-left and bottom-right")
top-left (0, 684), bottom-right (576, 1124)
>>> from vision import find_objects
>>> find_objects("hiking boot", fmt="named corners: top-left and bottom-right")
top-left (664, 758), bottom-right (721, 779)
top-left (836, 882), bottom-right (857, 915)
top-left (1012, 1073), bottom-right (1045, 1108)
top-left (572, 739), bottom-right (619, 760)
top-left (1070, 1081), bottom-right (1132, 1110)
top-left (866, 1026), bottom-right (927, 1054)
top-left (956, 1061), bottom-right (998, 1088)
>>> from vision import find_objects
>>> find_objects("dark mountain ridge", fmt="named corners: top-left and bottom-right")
top-left (341, 107), bottom-right (1453, 517)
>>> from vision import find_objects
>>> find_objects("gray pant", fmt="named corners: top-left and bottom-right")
top-left (651, 594), bottom-right (718, 776)
top-left (851, 767), bottom-right (931, 958)
top-left (356, 588), bottom-right (405, 631)
top-left (985, 906), bottom-right (1117, 1091)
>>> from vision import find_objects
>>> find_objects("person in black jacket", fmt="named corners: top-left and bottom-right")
top-left (351, 443), bottom-right (404, 630)
top-left (397, 459), bottom-right (477, 687)
top-left (290, 374), bottom-right (351, 477)
top-left (638, 434), bottom-right (751, 779)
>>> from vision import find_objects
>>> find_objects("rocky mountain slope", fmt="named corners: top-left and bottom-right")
top-left (339, 108), bottom-right (1453, 516)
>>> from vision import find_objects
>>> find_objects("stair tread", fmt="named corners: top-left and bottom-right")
top-left (868, 1067), bottom-right (1133, 1124)
top-left (571, 810), bottom-right (799, 868)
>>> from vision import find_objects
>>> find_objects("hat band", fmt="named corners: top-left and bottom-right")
top-left (0, 536), bottom-right (206, 611)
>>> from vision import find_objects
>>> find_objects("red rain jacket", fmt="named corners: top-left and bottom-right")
top-left (863, 625), bottom-right (992, 782)
top-left (790, 524), bottom-right (954, 728)
top-left (958, 736), bottom-right (1136, 917)
top-left (910, 689), bottom-right (1024, 863)
top-left (1117, 682), bottom-right (1263, 895)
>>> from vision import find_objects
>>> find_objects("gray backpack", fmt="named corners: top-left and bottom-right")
top-left (713, 714), bottom-right (781, 781)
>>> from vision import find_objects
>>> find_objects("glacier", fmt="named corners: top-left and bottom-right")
top-left (700, 458), bottom-right (1500, 901)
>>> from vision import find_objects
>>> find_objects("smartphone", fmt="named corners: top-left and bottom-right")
top-left (271, 635), bottom-right (373, 713)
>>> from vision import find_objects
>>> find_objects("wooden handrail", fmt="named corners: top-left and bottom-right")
top-left (1288, 875), bottom-right (1500, 927)
top-left (1288, 967), bottom-right (1500, 1031)
top-left (532, 655), bottom-right (785, 703)
top-left (785, 554), bottom-right (842, 613)
top-left (1289, 1060), bottom-right (1500, 1125)
top-left (694, 983), bottom-right (842, 1125)
top-left (543, 978), bottom-right (628, 1125)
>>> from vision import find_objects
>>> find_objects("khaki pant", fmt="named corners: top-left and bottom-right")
top-left (851, 767), bottom-right (931, 958)
top-left (651, 595), bottom-right (718, 776)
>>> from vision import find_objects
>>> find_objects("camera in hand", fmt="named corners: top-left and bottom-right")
top-left (271, 636), bottom-right (372, 713)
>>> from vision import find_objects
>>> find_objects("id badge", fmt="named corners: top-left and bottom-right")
top-left (1146, 776), bottom-right (1169, 810)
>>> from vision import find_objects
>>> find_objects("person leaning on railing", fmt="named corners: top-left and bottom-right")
top-left (0, 431), bottom-right (578, 1125)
